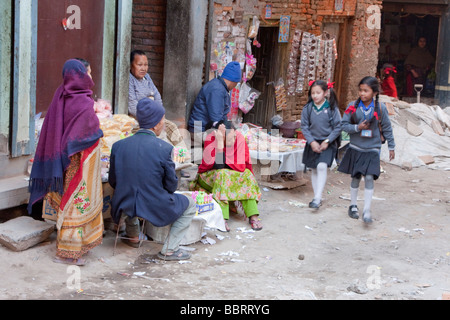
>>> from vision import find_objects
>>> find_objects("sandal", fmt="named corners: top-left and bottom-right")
top-left (224, 220), bottom-right (231, 232)
top-left (122, 238), bottom-right (141, 248)
top-left (157, 249), bottom-right (191, 261)
top-left (249, 217), bottom-right (263, 231)
top-left (53, 256), bottom-right (87, 266)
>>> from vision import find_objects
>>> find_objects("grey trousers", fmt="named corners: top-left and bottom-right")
top-left (124, 196), bottom-right (196, 254)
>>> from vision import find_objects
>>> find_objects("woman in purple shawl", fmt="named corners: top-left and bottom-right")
top-left (28, 59), bottom-right (104, 266)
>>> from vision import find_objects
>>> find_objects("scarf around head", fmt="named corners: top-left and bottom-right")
top-left (28, 59), bottom-right (103, 212)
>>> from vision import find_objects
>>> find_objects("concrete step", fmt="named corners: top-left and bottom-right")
top-left (0, 175), bottom-right (30, 211)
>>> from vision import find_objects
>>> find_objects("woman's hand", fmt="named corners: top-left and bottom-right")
top-left (389, 150), bottom-right (395, 161)
top-left (358, 120), bottom-right (370, 131)
top-left (320, 140), bottom-right (329, 151)
top-left (310, 141), bottom-right (322, 153)
top-left (225, 129), bottom-right (236, 147)
top-left (215, 125), bottom-right (226, 150)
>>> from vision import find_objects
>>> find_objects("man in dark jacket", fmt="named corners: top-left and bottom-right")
top-left (188, 61), bottom-right (242, 140)
top-left (109, 98), bottom-right (196, 260)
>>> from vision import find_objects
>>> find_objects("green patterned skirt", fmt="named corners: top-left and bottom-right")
top-left (189, 169), bottom-right (262, 219)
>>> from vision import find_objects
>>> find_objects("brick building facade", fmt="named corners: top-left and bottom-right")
top-left (131, 0), bottom-right (382, 127)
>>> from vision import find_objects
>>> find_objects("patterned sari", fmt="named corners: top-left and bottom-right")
top-left (46, 142), bottom-right (103, 259)
top-left (28, 59), bottom-right (104, 260)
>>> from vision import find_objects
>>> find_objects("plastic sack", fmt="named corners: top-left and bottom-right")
top-left (248, 16), bottom-right (260, 39)
top-left (239, 84), bottom-right (261, 114)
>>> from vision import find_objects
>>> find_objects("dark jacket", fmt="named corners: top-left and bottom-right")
top-left (108, 129), bottom-right (189, 226)
top-left (188, 77), bottom-right (231, 132)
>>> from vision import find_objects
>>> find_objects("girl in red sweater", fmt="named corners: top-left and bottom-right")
top-left (381, 64), bottom-right (398, 99)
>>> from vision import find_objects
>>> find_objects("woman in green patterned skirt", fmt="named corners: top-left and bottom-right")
top-left (190, 121), bottom-right (262, 231)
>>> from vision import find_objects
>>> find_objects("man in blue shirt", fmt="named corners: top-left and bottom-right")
top-left (188, 61), bottom-right (242, 139)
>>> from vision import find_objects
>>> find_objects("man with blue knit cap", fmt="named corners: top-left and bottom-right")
top-left (188, 61), bottom-right (242, 138)
top-left (109, 98), bottom-right (197, 261)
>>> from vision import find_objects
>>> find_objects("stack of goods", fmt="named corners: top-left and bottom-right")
top-left (274, 78), bottom-right (287, 111)
top-left (191, 191), bottom-right (214, 214)
top-left (173, 147), bottom-right (188, 163)
top-left (93, 99), bottom-right (113, 119)
top-left (99, 114), bottom-right (138, 181)
top-left (242, 127), bottom-right (306, 153)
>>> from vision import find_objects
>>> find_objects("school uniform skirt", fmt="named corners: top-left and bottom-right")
top-left (302, 140), bottom-right (337, 170)
top-left (338, 146), bottom-right (381, 180)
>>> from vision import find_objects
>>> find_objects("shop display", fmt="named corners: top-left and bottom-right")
top-left (239, 83), bottom-right (261, 114)
top-left (173, 147), bottom-right (188, 163)
top-left (191, 191), bottom-right (215, 213)
top-left (248, 16), bottom-right (260, 39)
top-left (227, 85), bottom-right (240, 121)
top-left (93, 99), bottom-right (113, 119)
top-left (274, 78), bottom-right (287, 111)
top-left (240, 126), bottom-right (305, 153)
top-left (291, 31), bottom-right (338, 95)
top-left (98, 114), bottom-right (139, 181)
top-left (243, 53), bottom-right (257, 83)
top-left (287, 29), bottom-right (302, 95)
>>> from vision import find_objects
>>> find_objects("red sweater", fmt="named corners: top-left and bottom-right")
top-left (381, 77), bottom-right (398, 98)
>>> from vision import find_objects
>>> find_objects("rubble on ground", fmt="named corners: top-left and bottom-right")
top-left (378, 95), bottom-right (450, 170)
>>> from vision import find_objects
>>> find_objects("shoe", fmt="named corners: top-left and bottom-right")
top-left (309, 200), bottom-right (322, 209)
top-left (362, 211), bottom-right (373, 224)
top-left (348, 205), bottom-right (359, 219)
top-left (157, 249), bottom-right (191, 261)
top-left (121, 237), bottom-right (141, 248)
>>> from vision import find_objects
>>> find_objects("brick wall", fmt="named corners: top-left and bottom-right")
top-left (130, 0), bottom-right (382, 122)
top-left (211, 0), bottom-right (381, 121)
top-left (131, 0), bottom-right (167, 94)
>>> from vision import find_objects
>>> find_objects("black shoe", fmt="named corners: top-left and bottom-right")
top-left (309, 200), bottom-right (322, 209)
top-left (348, 205), bottom-right (359, 219)
top-left (362, 211), bottom-right (373, 224)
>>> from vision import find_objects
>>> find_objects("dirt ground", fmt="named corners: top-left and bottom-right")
top-left (0, 162), bottom-right (449, 302)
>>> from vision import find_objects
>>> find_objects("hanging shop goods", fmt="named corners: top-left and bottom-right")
top-left (244, 53), bottom-right (257, 83)
top-left (239, 82), bottom-right (261, 114)
top-left (289, 30), bottom-right (338, 95)
top-left (248, 16), bottom-right (260, 39)
top-left (228, 85), bottom-right (240, 121)
top-left (274, 78), bottom-right (288, 111)
top-left (287, 29), bottom-right (302, 96)
top-left (214, 40), bottom-right (236, 76)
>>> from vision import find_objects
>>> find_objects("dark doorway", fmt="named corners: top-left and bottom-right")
top-left (244, 26), bottom-right (283, 129)
top-left (378, 11), bottom-right (440, 99)
top-left (36, 0), bottom-right (105, 116)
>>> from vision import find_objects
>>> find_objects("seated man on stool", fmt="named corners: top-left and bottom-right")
top-left (109, 98), bottom-right (196, 261)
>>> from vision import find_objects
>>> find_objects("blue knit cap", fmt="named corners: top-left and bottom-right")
top-left (221, 61), bottom-right (242, 83)
top-left (137, 98), bottom-right (165, 129)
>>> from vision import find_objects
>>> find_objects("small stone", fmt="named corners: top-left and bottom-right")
top-left (298, 254), bottom-right (305, 260)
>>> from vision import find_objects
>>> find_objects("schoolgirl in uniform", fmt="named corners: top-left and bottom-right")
top-left (301, 80), bottom-right (342, 209)
top-left (338, 76), bottom-right (395, 224)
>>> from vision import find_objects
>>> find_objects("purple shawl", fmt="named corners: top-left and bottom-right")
top-left (28, 59), bottom-right (103, 212)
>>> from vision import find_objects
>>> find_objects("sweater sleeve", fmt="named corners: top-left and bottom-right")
top-left (300, 104), bottom-right (315, 144)
top-left (380, 103), bottom-right (396, 150)
top-left (328, 108), bottom-right (342, 143)
top-left (341, 103), bottom-right (360, 134)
